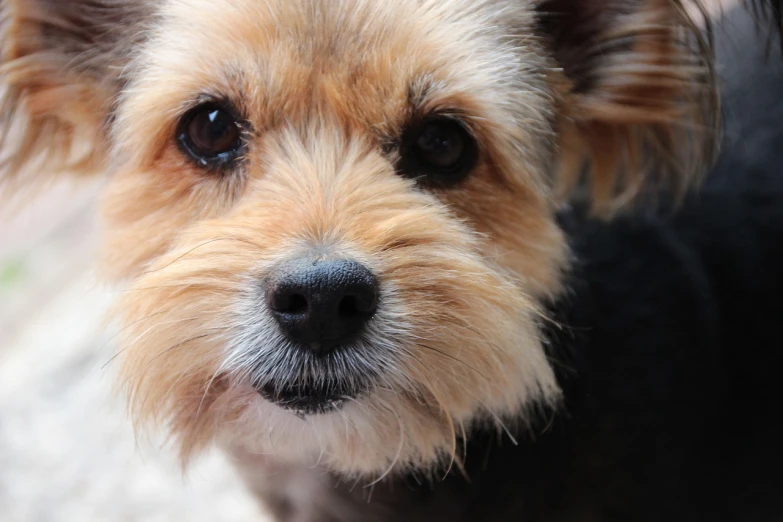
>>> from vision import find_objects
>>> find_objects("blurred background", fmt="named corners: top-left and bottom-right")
top-left (0, 0), bottom-right (773, 520)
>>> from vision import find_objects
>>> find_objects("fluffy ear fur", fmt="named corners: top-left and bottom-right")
top-left (537, 0), bottom-right (719, 216)
top-left (0, 0), bottom-right (148, 190)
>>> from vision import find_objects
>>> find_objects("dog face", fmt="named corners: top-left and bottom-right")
top-left (1, 0), bottom-right (721, 476)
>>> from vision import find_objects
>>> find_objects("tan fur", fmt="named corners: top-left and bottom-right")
top-left (542, 0), bottom-right (717, 215)
top-left (0, 0), bottom-right (149, 189)
top-left (0, 0), bottom-right (724, 478)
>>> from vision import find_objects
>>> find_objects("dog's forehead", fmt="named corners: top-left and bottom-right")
top-left (153, 0), bottom-right (536, 60)
top-left (120, 0), bottom-right (549, 142)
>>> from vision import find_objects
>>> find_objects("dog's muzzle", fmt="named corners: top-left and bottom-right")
top-left (253, 257), bottom-right (380, 414)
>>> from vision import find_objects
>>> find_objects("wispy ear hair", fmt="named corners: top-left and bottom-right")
top-left (537, 0), bottom-right (719, 216)
top-left (0, 0), bottom-right (149, 192)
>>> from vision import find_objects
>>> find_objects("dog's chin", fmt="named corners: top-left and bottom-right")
top-left (256, 381), bottom-right (353, 415)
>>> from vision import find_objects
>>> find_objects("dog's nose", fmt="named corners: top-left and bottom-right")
top-left (266, 258), bottom-right (379, 355)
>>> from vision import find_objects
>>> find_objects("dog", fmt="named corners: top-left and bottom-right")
top-left (1, 0), bottom-right (782, 520)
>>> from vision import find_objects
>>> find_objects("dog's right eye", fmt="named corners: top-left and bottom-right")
top-left (398, 117), bottom-right (478, 186)
top-left (177, 103), bottom-right (243, 168)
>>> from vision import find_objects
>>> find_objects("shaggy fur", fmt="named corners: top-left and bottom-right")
top-left (1, 0), bottom-right (782, 520)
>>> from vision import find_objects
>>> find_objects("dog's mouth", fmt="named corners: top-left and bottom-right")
top-left (256, 381), bottom-right (353, 415)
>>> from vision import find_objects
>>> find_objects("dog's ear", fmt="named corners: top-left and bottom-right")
top-left (0, 0), bottom-right (149, 191)
top-left (537, 0), bottom-right (718, 215)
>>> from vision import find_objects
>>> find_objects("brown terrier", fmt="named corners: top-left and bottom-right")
top-left (2, 1), bottom-right (782, 520)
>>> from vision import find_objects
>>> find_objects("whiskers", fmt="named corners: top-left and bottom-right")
top-left (139, 236), bottom-right (264, 276)
top-left (101, 311), bottom-right (226, 369)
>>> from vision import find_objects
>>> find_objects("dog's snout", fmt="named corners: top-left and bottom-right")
top-left (266, 258), bottom-right (379, 355)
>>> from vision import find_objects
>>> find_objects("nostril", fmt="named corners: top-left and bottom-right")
top-left (270, 291), bottom-right (308, 314)
top-left (284, 293), bottom-right (308, 314)
top-left (338, 283), bottom-right (379, 319)
top-left (338, 295), bottom-right (361, 318)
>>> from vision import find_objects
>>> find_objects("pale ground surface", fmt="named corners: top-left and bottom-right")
top-left (0, 179), bottom-right (270, 522)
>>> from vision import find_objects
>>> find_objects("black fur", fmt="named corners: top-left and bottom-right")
top-left (255, 5), bottom-right (783, 521)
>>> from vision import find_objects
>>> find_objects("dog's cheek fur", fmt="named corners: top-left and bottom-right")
top-left (114, 250), bottom-right (253, 462)
top-left (443, 164), bottom-right (569, 299)
top-left (98, 146), bottom-right (246, 281)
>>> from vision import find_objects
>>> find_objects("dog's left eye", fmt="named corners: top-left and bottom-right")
top-left (177, 103), bottom-right (243, 168)
top-left (399, 117), bottom-right (477, 185)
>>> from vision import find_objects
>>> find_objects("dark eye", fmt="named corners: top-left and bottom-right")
top-left (177, 103), bottom-right (243, 168)
top-left (399, 117), bottom-right (477, 185)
